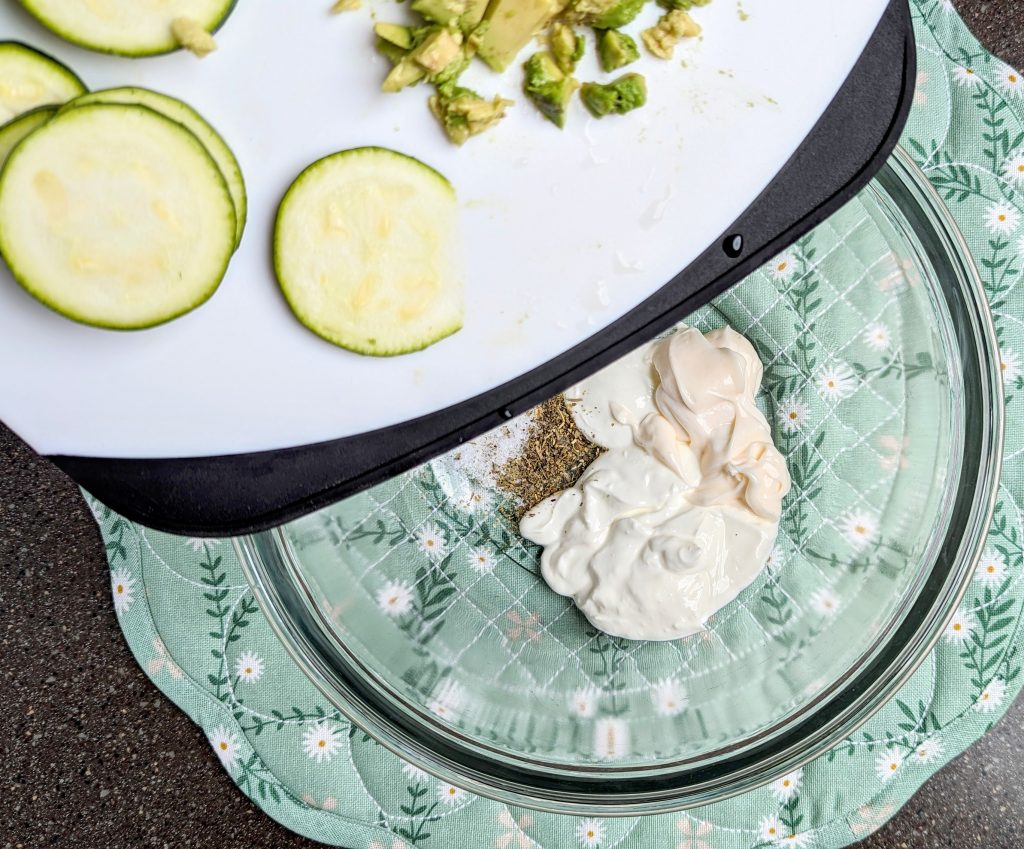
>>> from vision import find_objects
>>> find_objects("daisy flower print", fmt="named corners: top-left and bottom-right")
top-left (376, 580), bottom-right (414, 617)
top-left (817, 362), bottom-right (857, 401)
top-left (768, 252), bottom-right (798, 281)
top-left (1002, 150), bottom-right (1024, 186)
top-left (840, 511), bottom-right (878, 551)
top-left (778, 399), bottom-right (808, 433)
top-left (208, 726), bottom-right (240, 771)
top-left (952, 65), bottom-right (981, 87)
top-left (111, 568), bottom-right (136, 615)
top-left (414, 521), bottom-right (448, 560)
top-left (576, 819), bottom-right (605, 848)
top-left (234, 651), bottom-right (265, 683)
top-left (995, 62), bottom-right (1023, 98)
top-left (302, 720), bottom-right (344, 763)
top-left (985, 201), bottom-right (1020, 235)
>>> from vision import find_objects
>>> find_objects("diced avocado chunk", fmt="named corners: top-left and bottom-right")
top-left (596, 29), bottom-right (639, 71)
top-left (431, 47), bottom-right (473, 85)
top-left (429, 83), bottom-right (512, 144)
top-left (570, 0), bottom-right (645, 29)
top-left (580, 73), bottom-right (646, 117)
top-left (377, 38), bottom-right (409, 65)
top-left (466, 20), bottom-right (490, 50)
top-left (523, 51), bottom-right (579, 128)
top-left (642, 9), bottom-right (700, 59)
top-left (383, 57), bottom-right (427, 91)
top-left (382, 27), bottom-right (465, 91)
top-left (412, 0), bottom-right (469, 26)
top-left (551, 22), bottom-right (585, 73)
top-left (331, 0), bottom-right (362, 11)
top-left (375, 22), bottom-right (415, 49)
top-left (657, 0), bottom-right (711, 9)
top-left (476, 0), bottom-right (569, 72)
top-left (416, 27), bottom-right (464, 73)
top-left (460, 0), bottom-right (491, 32)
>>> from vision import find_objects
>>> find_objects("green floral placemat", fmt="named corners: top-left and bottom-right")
top-left (91, 2), bottom-right (1024, 847)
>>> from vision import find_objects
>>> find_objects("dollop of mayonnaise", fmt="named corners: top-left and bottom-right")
top-left (520, 325), bottom-right (791, 641)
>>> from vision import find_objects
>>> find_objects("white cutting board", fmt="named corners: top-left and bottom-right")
top-left (0, 0), bottom-right (889, 459)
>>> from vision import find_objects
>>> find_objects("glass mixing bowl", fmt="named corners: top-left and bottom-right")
top-left (237, 148), bottom-right (1003, 815)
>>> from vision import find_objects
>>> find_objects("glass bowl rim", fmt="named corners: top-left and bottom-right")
top-left (236, 146), bottom-right (1004, 815)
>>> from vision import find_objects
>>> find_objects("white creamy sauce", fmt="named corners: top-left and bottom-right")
top-left (520, 325), bottom-right (791, 641)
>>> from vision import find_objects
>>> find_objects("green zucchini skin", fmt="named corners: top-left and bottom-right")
top-left (0, 103), bottom-right (237, 330)
top-left (16, 0), bottom-right (240, 58)
top-left (0, 104), bottom-right (57, 170)
top-left (0, 41), bottom-right (87, 123)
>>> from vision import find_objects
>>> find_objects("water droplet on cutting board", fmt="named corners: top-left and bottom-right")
top-left (640, 186), bottom-right (675, 229)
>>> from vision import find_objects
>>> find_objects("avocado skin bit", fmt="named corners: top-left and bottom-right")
top-left (580, 72), bottom-right (646, 117)
top-left (595, 28), bottom-right (639, 71)
top-left (657, 0), bottom-right (710, 10)
top-left (522, 51), bottom-right (579, 128)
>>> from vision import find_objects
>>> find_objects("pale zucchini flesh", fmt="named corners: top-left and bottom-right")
top-left (0, 103), bottom-right (236, 329)
top-left (274, 147), bottom-right (463, 356)
top-left (0, 42), bottom-right (86, 124)
top-left (0, 104), bottom-right (56, 170)
top-left (16, 0), bottom-right (238, 57)
top-left (63, 88), bottom-right (247, 248)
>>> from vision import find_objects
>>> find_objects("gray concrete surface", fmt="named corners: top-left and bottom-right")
top-left (2, 2), bottom-right (1023, 845)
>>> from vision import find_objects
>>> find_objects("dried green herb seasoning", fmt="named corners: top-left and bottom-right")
top-left (496, 396), bottom-right (601, 518)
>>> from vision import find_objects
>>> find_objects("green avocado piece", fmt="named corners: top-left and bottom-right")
top-left (381, 26), bottom-right (465, 91)
top-left (377, 38), bottom-right (409, 65)
top-left (382, 56), bottom-right (427, 90)
top-left (466, 19), bottom-right (489, 50)
top-left (572, 0), bottom-right (645, 29)
top-left (550, 22), bottom-right (585, 73)
top-left (416, 27), bottom-right (464, 73)
top-left (431, 47), bottom-right (473, 85)
top-left (476, 0), bottom-right (569, 71)
top-left (641, 9), bottom-right (700, 58)
top-left (411, 0), bottom-right (469, 25)
top-left (459, 0), bottom-right (491, 31)
top-left (657, 0), bottom-right (711, 10)
top-left (595, 28), bottom-right (639, 71)
top-left (523, 51), bottom-right (579, 128)
top-left (429, 83), bottom-right (512, 144)
top-left (580, 72), bottom-right (646, 117)
top-left (375, 22), bottom-right (415, 48)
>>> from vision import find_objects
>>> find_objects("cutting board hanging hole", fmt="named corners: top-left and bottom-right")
top-left (723, 234), bottom-right (744, 258)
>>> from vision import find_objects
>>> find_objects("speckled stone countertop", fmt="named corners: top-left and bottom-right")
top-left (3, 3), bottom-right (1023, 846)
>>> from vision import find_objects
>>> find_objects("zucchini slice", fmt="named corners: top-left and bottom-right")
top-left (63, 88), bottom-right (246, 248)
top-left (16, 0), bottom-right (238, 57)
top-left (0, 103), bottom-right (236, 329)
top-left (274, 147), bottom-right (463, 356)
top-left (0, 42), bottom-right (86, 124)
top-left (0, 104), bottom-right (56, 170)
